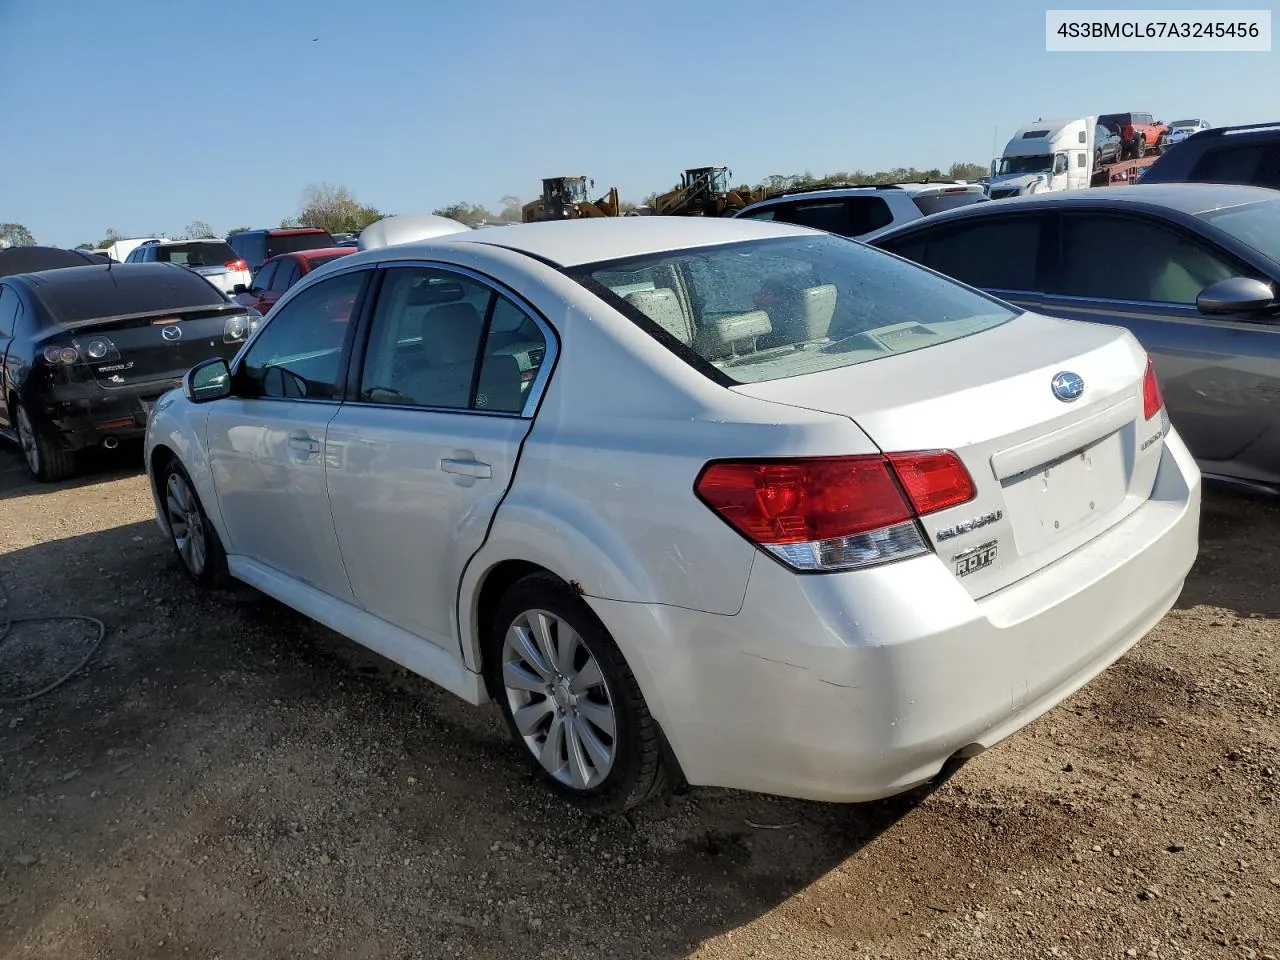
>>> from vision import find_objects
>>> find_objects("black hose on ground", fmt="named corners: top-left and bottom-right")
top-left (0, 575), bottom-right (106, 705)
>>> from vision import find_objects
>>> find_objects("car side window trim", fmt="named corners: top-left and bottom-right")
top-left (229, 264), bottom-right (376, 405)
top-left (341, 259), bottom-right (560, 421)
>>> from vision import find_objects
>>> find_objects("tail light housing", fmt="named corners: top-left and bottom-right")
top-left (1142, 356), bottom-right (1164, 420)
top-left (694, 451), bottom-right (976, 572)
top-left (225, 259), bottom-right (249, 272)
top-left (223, 310), bottom-right (261, 343)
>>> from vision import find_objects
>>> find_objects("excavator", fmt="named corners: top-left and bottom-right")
top-left (652, 166), bottom-right (766, 217)
top-left (521, 176), bottom-right (622, 222)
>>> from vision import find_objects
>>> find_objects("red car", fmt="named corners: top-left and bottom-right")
top-left (232, 247), bottom-right (357, 314)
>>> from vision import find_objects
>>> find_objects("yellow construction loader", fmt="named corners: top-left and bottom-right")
top-left (521, 176), bottom-right (621, 222)
top-left (652, 166), bottom-right (766, 217)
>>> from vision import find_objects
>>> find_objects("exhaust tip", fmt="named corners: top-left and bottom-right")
top-left (102, 436), bottom-right (119, 450)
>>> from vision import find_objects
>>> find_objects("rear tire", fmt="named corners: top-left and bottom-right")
top-left (15, 402), bottom-right (76, 482)
top-left (486, 573), bottom-right (666, 814)
top-left (160, 458), bottom-right (228, 587)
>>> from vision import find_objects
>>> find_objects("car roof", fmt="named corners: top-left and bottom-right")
top-left (151, 238), bottom-right (232, 245)
top-left (414, 216), bottom-right (817, 268)
top-left (872, 183), bottom-right (1279, 236)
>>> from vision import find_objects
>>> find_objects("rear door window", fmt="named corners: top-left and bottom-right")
top-left (1052, 214), bottom-right (1239, 304)
top-left (880, 216), bottom-right (1045, 292)
top-left (1189, 143), bottom-right (1280, 189)
top-left (0, 284), bottom-right (20, 337)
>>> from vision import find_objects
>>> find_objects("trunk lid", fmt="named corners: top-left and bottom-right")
top-left (53, 306), bottom-right (249, 389)
top-left (731, 311), bottom-right (1167, 598)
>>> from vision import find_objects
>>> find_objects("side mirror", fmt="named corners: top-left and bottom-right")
top-left (1196, 277), bottom-right (1276, 315)
top-left (184, 357), bottom-right (232, 403)
top-left (233, 283), bottom-right (248, 294)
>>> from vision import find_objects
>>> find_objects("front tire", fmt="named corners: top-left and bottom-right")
top-left (15, 402), bottom-right (76, 482)
top-left (487, 573), bottom-right (665, 813)
top-left (161, 459), bottom-right (228, 587)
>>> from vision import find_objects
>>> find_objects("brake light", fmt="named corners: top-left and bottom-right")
top-left (225, 259), bottom-right (248, 272)
top-left (694, 452), bottom-right (976, 572)
top-left (42, 345), bottom-right (80, 365)
top-left (1142, 356), bottom-right (1164, 420)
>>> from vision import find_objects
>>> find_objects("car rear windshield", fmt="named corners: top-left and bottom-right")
top-left (267, 231), bottom-right (337, 257)
top-left (912, 191), bottom-right (988, 216)
top-left (152, 241), bottom-right (238, 267)
top-left (305, 253), bottom-right (351, 269)
top-left (571, 235), bottom-right (1017, 385)
top-left (1199, 198), bottom-right (1280, 264)
top-left (35, 265), bottom-right (228, 325)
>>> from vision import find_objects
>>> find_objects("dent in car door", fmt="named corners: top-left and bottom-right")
top-left (1037, 211), bottom-right (1280, 483)
top-left (205, 268), bottom-right (370, 601)
top-left (325, 266), bottom-right (553, 649)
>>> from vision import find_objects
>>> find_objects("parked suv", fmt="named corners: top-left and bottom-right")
top-left (732, 182), bottom-right (988, 239)
top-left (124, 239), bottom-right (250, 295)
top-left (1098, 113), bottom-right (1168, 159)
top-left (226, 227), bottom-right (337, 274)
top-left (1141, 122), bottom-right (1280, 189)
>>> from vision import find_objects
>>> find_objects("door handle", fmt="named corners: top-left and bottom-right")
top-left (288, 432), bottom-right (320, 455)
top-left (440, 457), bottom-right (492, 479)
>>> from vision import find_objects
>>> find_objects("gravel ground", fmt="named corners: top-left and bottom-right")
top-left (0, 444), bottom-right (1276, 960)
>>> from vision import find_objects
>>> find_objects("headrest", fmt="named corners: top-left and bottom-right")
top-left (430, 303), bottom-right (483, 363)
top-left (407, 280), bottom-right (465, 306)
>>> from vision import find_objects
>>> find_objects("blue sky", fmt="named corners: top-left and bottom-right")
top-left (2, 0), bottom-right (1275, 246)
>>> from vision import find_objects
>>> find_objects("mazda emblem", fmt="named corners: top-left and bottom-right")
top-left (1050, 370), bottom-right (1084, 402)
top-left (161, 325), bottom-right (182, 341)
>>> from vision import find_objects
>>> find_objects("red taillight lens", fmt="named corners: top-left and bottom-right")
top-left (694, 457), bottom-right (914, 545)
top-left (887, 451), bottom-right (977, 515)
top-left (1142, 357), bottom-right (1164, 420)
top-left (694, 452), bottom-right (976, 572)
top-left (225, 259), bottom-right (248, 272)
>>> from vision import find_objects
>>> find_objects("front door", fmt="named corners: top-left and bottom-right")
top-left (205, 266), bottom-right (370, 600)
top-left (325, 266), bottom-right (551, 648)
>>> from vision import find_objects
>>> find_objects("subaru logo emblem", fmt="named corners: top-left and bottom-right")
top-left (161, 325), bottom-right (182, 341)
top-left (1051, 371), bottom-right (1084, 402)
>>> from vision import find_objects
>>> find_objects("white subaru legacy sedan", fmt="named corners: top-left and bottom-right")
top-left (144, 217), bottom-right (1201, 812)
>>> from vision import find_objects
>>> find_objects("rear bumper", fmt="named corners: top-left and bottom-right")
top-left (589, 431), bottom-right (1201, 803)
top-left (37, 382), bottom-right (178, 451)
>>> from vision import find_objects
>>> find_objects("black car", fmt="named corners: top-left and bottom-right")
top-left (0, 262), bottom-right (260, 481)
top-left (1140, 121), bottom-right (1280, 190)
top-left (226, 227), bottom-right (338, 274)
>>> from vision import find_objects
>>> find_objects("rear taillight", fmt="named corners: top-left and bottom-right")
top-left (694, 452), bottom-right (976, 572)
top-left (225, 259), bottom-right (248, 272)
top-left (42, 345), bottom-right (80, 365)
top-left (1142, 356), bottom-right (1164, 420)
top-left (223, 312), bottom-right (258, 343)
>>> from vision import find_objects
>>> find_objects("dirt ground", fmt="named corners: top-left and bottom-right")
top-left (0, 444), bottom-right (1276, 960)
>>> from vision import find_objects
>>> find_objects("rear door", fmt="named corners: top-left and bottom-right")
top-left (325, 264), bottom-right (551, 649)
top-left (0, 283), bottom-right (21, 433)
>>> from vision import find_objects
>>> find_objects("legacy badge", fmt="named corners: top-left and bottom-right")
top-left (936, 508), bottom-right (1003, 542)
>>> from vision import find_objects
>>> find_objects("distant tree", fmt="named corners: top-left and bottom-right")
top-left (76, 242), bottom-right (95, 251)
top-left (947, 161), bottom-right (990, 181)
top-left (0, 223), bottom-right (36, 247)
top-left (184, 220), bottom-right (215, 239)
top-left (226, 225), bottom-right (251, 236)
top-left (292, 183), bottom-right (384, 234)
top-left (498, 195), bottom-right (523, 222)
top-left (432, 203), bottom-right (495, 227)
top-left (618, 199), bottom-right (638, 215)
top-left (97, 227), bottom-right (125, 248)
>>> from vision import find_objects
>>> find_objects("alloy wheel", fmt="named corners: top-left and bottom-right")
top-left (501, 608), bottom-right (617, 790)
top-left (165, 471), bottom-right (207, 577)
